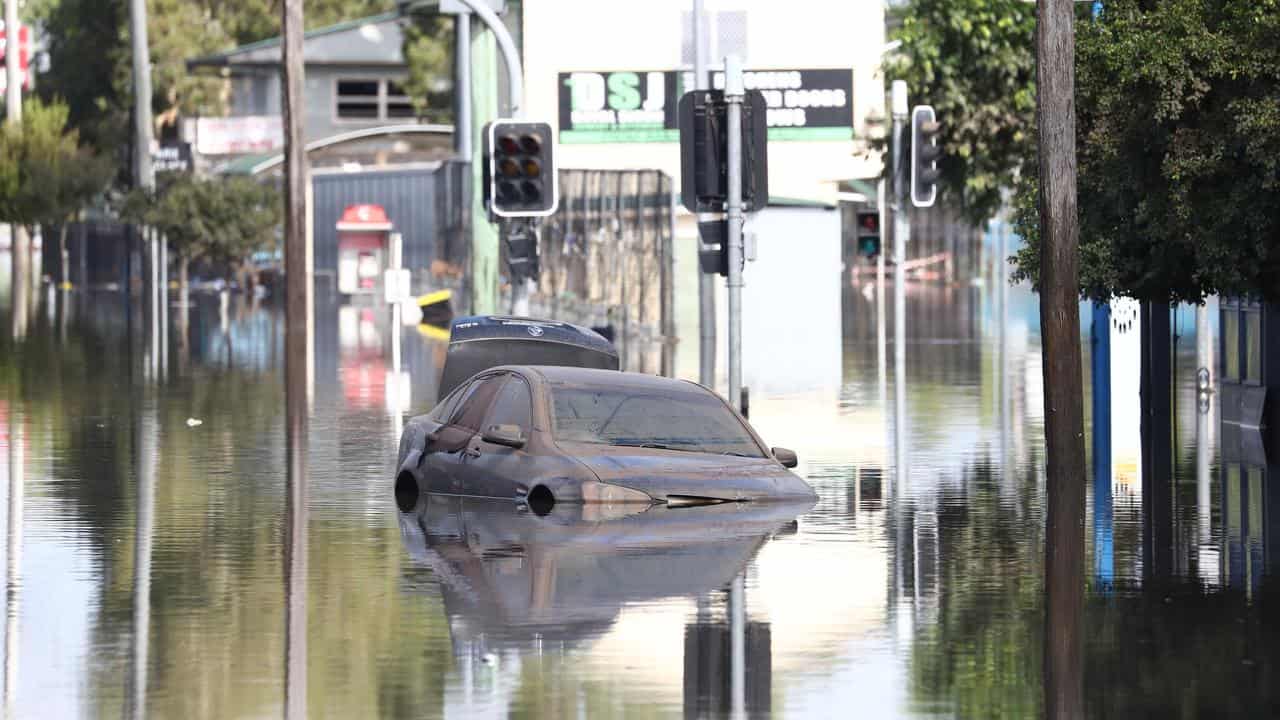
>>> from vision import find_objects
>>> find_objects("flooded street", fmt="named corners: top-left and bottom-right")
top-left (1, 274), bottom-right (1276, 719)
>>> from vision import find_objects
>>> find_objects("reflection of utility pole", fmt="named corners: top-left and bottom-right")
top-left (728, 572), bottom-right (745, 720)
top-left (693, 0), bottom-right (715, 388)
top-left (129, 410), bottom-right (156, 720)
top-left (284, 401), bottom-right (309, 720)
top-left (3, 416), bottom-right (23, 718)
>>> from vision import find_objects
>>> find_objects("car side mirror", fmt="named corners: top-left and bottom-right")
top-left (483, 424), bottom-right (526, 449)
top-left (772, 447), bottom-right (798, 469)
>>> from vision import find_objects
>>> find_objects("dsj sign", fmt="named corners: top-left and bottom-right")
top-left (558, 68), bottom-right (853, 144)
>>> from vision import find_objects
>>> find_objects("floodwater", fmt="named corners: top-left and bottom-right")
top-left (1, 267), bottom-right (1277, 719)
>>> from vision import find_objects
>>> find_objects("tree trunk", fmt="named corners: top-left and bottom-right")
top-left (1036, 0), bottom-right (1086, 718)
top-left (59, 223), bottom-right (71, 290)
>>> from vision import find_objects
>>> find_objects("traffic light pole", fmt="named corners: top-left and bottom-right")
top-left (891, 80), bottom-right (908, 483)
top-left (725, 56), bottom-right (745, 416)
top-left (693, 0), bottom-right (716, 388)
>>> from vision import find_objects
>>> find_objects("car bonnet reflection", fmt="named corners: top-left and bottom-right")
top-left (398, 496), bottom-right (813, 650)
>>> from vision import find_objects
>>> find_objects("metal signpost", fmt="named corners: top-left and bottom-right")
top-left (677, 57), bottom-right (767, 414)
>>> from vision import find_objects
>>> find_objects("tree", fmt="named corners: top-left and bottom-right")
top-left (882, 0), bottom-right (1038, 226)
top-left (1013, 0), bottom-right (1280, 303)
top-left (123, 174), bottom-right (282, 295)
top-left (0, 99), bottom-right (113, 285)
top-left (402, 10), bottom-right (454, 124)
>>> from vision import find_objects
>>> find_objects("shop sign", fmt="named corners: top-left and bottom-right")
top-left (558, 68), bottom-right (853, 144)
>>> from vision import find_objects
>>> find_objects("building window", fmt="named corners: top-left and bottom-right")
top-left (386, 81), bottom-right (415, 119)
top-left (1245, 310), bottom-right (1262, 384)
top-left (336, 79), bottom-right (380, 119)
top-left (1224, 310), bottom-right (1240, 381)
top-left (335, 78), bottom-right (415, 121)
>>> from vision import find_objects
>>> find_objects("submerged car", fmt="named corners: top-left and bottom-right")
top-left (395, 364), bottom-right (816, 509)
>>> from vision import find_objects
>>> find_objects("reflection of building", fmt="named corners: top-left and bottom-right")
top-left (1218, 423), bottom-right (1279, 596)
top-left (1219, 299), bottom-right (1280, 437)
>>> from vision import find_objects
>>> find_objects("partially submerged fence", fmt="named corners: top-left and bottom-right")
top-left (522, 169), bottom-right (677, 375)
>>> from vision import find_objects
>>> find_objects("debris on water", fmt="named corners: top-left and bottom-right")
top-left (186, 418), bottom-right (204, 427)
top-left (481, 652), bottom-right (497, 666)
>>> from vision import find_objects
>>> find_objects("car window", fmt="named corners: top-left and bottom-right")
top-left (550, 385), bottom-right (764, 457)
top-left (429, 380), bottom-right (471, 422)
top-left (485, 375), bottom-right (533, 431)
top-left (452, 375), bottom-right (506, 431)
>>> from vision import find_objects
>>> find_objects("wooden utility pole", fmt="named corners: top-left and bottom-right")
top-left (1036, 0), bottom-right (1085, 717)
top-left (281, 1), bottom-right (309, 718)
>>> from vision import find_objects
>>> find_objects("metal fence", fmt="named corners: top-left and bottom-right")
top-left (524, 169), bottom-right (676, 374)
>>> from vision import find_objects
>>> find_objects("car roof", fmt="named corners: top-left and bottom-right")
top-left (495, 365), bottom-right (709, 394)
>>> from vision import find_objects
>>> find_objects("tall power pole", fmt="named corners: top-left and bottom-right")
top-left (281, 1), bottom-right (310, 718)
top-left (1036, 0), bottom-right (1085, 717)
top-left (693, 0), bottom-right (715, 388)
top-left (5, 0), bottom-right (29, 340)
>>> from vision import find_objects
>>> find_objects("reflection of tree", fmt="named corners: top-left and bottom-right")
top-left (1084, 581), bottom-right (1280, 717)
top-left (906, 455), bottom-right (1043, 718)
top-left (2, 305), bottom-right (453, 717)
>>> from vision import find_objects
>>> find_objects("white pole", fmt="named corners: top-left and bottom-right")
top-left (728, 572), bottom-right (746, 720)
top-left (3, 1), bottom-right (20, 120)
top-left (5, 0), bottom-right (29, 340)
top-left (724, 56), bottom-right (744, 414)
top-left (694, 0), bottom-right (716, 388)
top-left (891, 80), bottom-right (909, 484)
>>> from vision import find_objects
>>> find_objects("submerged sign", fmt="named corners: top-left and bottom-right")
top-left (558, 68), bottom-right (853, 144)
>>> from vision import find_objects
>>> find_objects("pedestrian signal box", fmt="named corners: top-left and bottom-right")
top-left (855, 210), bottom-right (881, 258)
top-left (484, 120), bottom-right (558, 218)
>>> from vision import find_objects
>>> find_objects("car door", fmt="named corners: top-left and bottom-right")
top-left (459, 372), bottom-right (536, 498)
top-left (421, 373), bottom-right (506, 495)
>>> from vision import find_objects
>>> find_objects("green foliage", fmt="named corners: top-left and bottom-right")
top-left (0, 99), bottom-right (112, 231)
top-left (1013, 0), bottom-right (1280, 303)
top-left (402, 11), bottom-right (455, 124)
top-left (883, 0), bottom-right (1038, 226)
top-left (124, 175), bottom-right (282, 274)
top-left (36, 0), bottom-right (132, 160)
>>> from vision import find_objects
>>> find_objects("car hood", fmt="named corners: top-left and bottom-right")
top-left (562, 443), bottom-right (817, 502)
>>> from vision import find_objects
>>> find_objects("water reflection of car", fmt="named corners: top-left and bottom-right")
top-left (397, 495), bottom-right (811, 650)
top-left (395, 365), bottom-right (816, 510)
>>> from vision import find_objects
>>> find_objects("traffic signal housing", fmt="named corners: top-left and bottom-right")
top-left (911, 105), bottom-right (941, 208)
top-left (484, 120), bottom-right (558, 218)
top-left (855, 210), bottom-right (880, 258)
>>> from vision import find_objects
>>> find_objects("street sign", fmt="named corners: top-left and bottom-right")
top-left (0, 22), bottom-right (32, 93)
top-left (383, 268), bottom-right (412, 304)
top-left (677, 89), bottom-right (769, 213)
top-left (559, 68), bottom-right (852, 144)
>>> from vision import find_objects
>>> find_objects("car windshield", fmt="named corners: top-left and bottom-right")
top-left (550, 385), bottom-right (765, 457)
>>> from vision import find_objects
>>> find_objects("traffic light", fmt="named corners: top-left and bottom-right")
top-left (855, 210), bottom-right (880, 258)
top-left (697, 219), bottom-right (728, 276)
top-left (911, 105), bottom-right (941, 208)
top-left (484, 120), bottom-right (558, 217)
